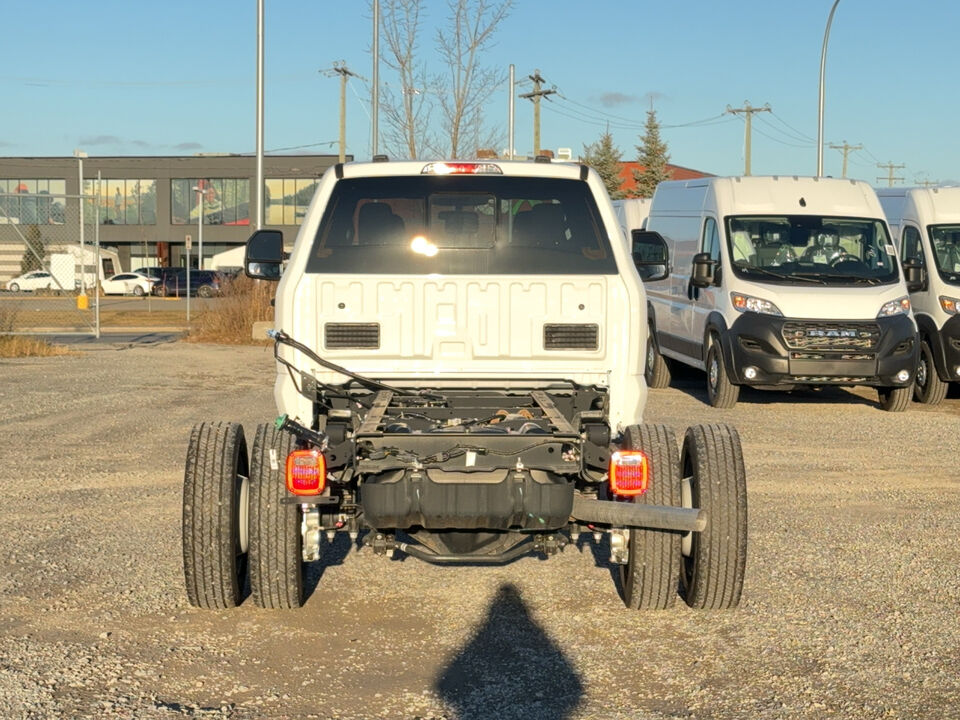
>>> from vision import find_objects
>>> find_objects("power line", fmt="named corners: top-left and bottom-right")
top-left (757, 116), bottom-right (815, 147)
top-left (767, 111), bottom-right (816, 142)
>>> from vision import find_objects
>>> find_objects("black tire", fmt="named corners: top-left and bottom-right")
top-left (249, 423), bottom-right (305, 609)
top-left (133, 285), bottom-right (145, 297)
top-left (618, 424), bottom-right (682, 610)
top-left (706, 338), bottom-right (739, 409)
top-left (645, 325), bottom-right (672, 389)
top-left (878, 385), bottom-right (911, 412)
top-left (182, 422), bottom-right (249, 609)
top-left (914, 339), bottom-right (948, 405)
top-left (197, 284), bottom-right (214, 298)
top-left (9, 283), bottom-right (19, 293)
top-left (680, 424), bottom-right (747, 610)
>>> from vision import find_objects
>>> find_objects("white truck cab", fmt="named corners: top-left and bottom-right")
top-left (633, 176), bottom-right (919, 411)
top-left (878, 186), bottom-right (960, 404)
top-left (181, 159), bottom-right (748, 614)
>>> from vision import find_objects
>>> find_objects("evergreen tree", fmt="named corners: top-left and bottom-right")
top-left (631, 109), bottom-right (671, 198)
top-left (582, 129), bottom-right (625, 199)
top-left (20, 225), bottom-right (45, 275)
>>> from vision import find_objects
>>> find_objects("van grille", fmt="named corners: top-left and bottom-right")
top-left (325, 323), bottom-right (380, 349)
top-left (544, 323), bottom-right (599, 350)
top-left (781, 321), bottom-right (880, 351)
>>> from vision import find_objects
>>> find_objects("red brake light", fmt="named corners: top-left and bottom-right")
top-left (285, 449), bottom-right (327, 496)
top-left (609, 450), bottom-right (649, 497)
top-left (420, 162), bottom-right (502, 175)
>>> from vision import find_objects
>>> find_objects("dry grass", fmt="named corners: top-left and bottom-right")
top-left (0, 305), bottom-right (74, 357)
top-left (0, 335), bottom-right (74, 358)
top-left (186, 275), bottom-right (274, 345)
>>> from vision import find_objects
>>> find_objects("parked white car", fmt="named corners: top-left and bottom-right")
top-left (100, 272), bottom-right (156, 296)
top-left (5, 270), bottom-right (54, 293)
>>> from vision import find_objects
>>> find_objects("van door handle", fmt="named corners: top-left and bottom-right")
top-left (687, 280), bottom-right (698, 301)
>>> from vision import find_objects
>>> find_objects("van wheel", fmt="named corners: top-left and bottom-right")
top-left (645, 325), bottom-right (672, 389)
top-left (249, 423), bottom-right (305, 609)
top-left (878, 385), bottom-right (911, 412)
top-left (914, 339), bottom-right (948, 405)
top-left (618, 424), bottom-right (682, 610)
top-left (680, 424), bottom-right (747, 609)
top-left (706, 339), bottom-right (739, 409)
top-left (182, 422), bottom-right (249, 609)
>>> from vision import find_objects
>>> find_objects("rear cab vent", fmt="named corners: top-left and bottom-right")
top-left (325, 323), bottom-right (380, 349)
top-left (544, 323), bottom-right (599, 350)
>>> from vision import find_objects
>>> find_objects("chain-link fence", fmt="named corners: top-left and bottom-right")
top-left (0, 192), bottom-right (107, 336)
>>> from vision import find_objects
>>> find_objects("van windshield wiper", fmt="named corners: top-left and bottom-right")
top-left (818, 274), bottom-right (883, 285)
top-left (742, 266), bottom-right (826, 284)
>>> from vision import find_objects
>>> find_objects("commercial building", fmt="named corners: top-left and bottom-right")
top-left (0, 154), bottom-right (344, 280)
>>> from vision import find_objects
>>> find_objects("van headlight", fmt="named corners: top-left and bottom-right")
top-left (731, 292), bottom-right (782, 316)
top-left (939, 296), bottom-right (959, 315)
top-left (877, 297), bottom-right (911, 317)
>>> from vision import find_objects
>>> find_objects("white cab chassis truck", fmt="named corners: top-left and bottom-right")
top-left (633, 176), bottom-right (920, 411)
top-left (878, 186), bottom-right (960, 405)
top-left (182, 160), bottom-right (747, 611)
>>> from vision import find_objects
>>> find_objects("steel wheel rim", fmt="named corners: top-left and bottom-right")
top-left (709, 351), bottom-right (719, 390)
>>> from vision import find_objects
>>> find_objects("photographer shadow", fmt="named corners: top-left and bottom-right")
top-left (435, 582), bottom-right (584, 720)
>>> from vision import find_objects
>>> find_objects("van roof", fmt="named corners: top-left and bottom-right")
top-left (651, 175), bottom-right (883, 217)
top-left (878, 186), bottom-right (960, 225)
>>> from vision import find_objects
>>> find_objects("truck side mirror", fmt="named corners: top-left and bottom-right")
top-left (691, 252), bottom-right (717, 288)
top-left (902, 258), bottom-right (926, 293)
top-left (245, 229), bottom-right (284, 280)
top-left (630, 230), bottom-right (670, 282)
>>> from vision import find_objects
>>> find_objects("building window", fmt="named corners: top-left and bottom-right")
top-left (264, 178), bottom-right (318, 226)
top-left (171, 178), bottom-right (250, 225)
top-left (82, 179), bottom-right (157, 225)
top-left (0, 178), bottom-right (67, 224)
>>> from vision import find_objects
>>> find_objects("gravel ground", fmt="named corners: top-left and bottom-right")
top-left (0, 342), bottom-right (958, 719)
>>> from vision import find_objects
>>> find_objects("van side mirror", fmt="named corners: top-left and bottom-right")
top-left (691, 252), bottom-right (717, 288)
top-left (245, 229), bottom-right (284, 280)
top-left (902, 258), bottom-right (926, 293)
top-left (630, 230), bottom-right (670, 282)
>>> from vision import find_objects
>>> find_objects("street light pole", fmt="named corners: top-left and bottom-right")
top-left (817, 0), bottom-right (841, 177)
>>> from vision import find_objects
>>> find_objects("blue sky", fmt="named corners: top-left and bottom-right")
top-left (2, 0), bottom-right (957, 185)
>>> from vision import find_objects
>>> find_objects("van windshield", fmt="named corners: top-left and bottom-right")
top-left (928, 224), bottom-right (960, 285)
top-left (725, 215), bottom-right (899, 285)
top-left (306, 176), bottom-right (617, 274)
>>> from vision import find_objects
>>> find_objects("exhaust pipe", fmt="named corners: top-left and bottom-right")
top-left (571, 494), bottom-right (706, 532)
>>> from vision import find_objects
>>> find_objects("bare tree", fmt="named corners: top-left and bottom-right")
top-left (378, 0), bottom-right (433, 159)
top-left (434, 0), bottom-right (513, 158)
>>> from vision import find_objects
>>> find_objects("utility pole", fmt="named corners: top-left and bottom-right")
top-left (726, 101), bottom-right (771, 176)
top-left (828, 141), bottom-right (862, 178)
top-left (916, 177), bottom-right (939, 188)
top-left (520, 69), bottom-right (556, 157)
top-left (322, 62), bottom-right (365, 163)
top-left (876, 161), bottom-right (905, 187)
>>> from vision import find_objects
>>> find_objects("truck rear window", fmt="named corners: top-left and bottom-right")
top-left (306, 176), bottom-right (617, 274)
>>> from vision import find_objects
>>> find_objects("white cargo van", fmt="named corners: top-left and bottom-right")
top-left (877, 186), bottom-right (960, 404)
top-left (633, 176), bottom-right (919, 411)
